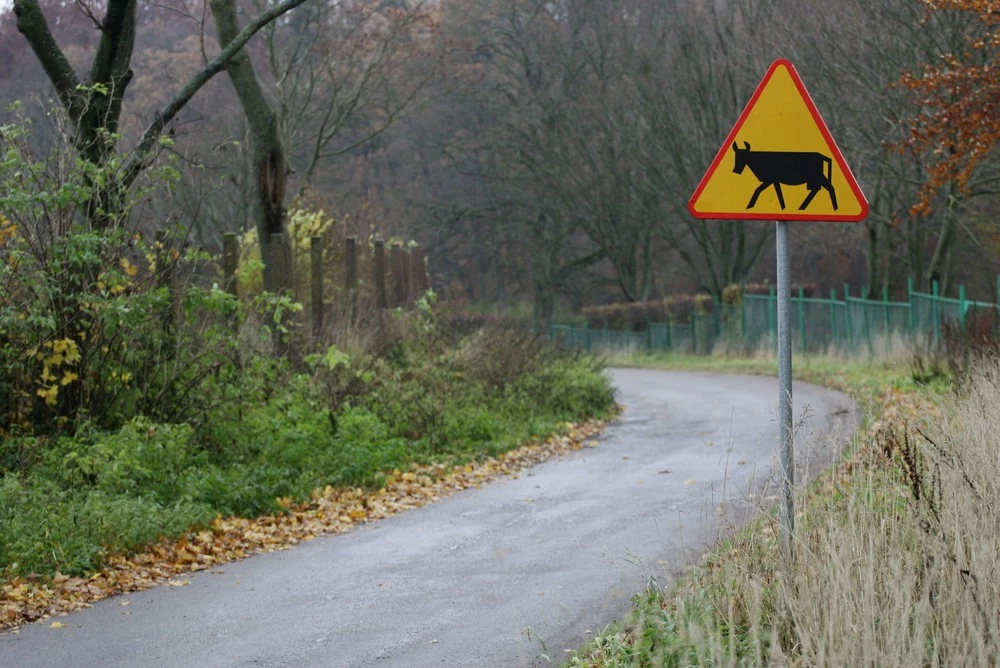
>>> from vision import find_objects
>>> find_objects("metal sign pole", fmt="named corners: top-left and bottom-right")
top-left (687, 58), bottom-right (868, 570)
top-left (776, 220), bottom-right (794, 564)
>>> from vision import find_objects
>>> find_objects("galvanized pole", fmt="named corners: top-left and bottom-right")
top-left (776, 221), bottom-right (794, 564)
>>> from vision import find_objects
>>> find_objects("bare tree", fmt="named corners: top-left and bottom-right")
top-left (12, 0), bottom-right (316, 235)
top-left (778, 0), bottom-right (993, 294)
top-left (256, 0), bottom-right (440, 199)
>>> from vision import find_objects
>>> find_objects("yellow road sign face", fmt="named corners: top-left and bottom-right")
top-left (689, 59), bottom-right (867, 222)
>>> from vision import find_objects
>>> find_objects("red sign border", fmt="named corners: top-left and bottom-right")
top-left (687, 59), bottom-right (869, 222)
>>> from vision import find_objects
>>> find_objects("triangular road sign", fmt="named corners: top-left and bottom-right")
top-left (688, 59), bottom-right (868, 222)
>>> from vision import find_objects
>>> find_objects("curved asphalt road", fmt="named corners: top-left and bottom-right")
top-left (0, 369), bottom-right (857, 667)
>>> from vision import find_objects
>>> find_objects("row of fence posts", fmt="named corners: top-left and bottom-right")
top-left (219, 232), bottom-right (431, 341)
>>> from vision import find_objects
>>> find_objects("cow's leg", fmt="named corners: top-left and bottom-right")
top-left (823, 180), bottom-right (838, 210)
top-left (773, 183), bottom-right (786, 210)
top-left (747, 182), bottom-right (773, 209)
top-left (799, 186), bottom-right (820, 210)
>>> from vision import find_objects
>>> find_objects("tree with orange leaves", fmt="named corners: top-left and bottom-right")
top-left (900, 0), bottom-right (1000, 214)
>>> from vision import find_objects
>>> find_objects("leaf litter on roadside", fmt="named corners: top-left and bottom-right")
top-left (0, 418), bottom-right (607, 631)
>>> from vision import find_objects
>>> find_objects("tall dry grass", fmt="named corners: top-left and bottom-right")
top-left (698, 364), bottom-right (998, 666)
top-left (576, 350), bottom-right (999, 667)
top-left (776, 360), bottom-right (999, 666)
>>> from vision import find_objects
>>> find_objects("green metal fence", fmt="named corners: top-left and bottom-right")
top-left (551, 277), bottom-right (1000, 355)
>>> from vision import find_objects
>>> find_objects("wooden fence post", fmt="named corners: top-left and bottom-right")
top-left (390, 243), bottom-right (406, 308)
top-left (345, 236), bottom-right (358, 316)
top-left (402, 247), bottom-right (414, 305)
top-left (268, 233), bottom-right (291, 294)
top-left (374, 237), bottom-right (388, 309)
top-left (412, 246), bottom-right (430, 294)
top-left (310, 236), bottom-right (323, 342)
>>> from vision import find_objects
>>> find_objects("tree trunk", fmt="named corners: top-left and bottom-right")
top-left (865, 220), bottom-right (879, 297)
top-left (15, 0), bottom-right (138, 229)
top-left (211, 0), bottom-right (290, 294)
top-left (533, 281), bottom-right (556, 332)
top-left (925, 182), bottom-right (958, 294)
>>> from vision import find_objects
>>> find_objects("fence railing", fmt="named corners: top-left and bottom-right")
top-left (551, 277), bottom-right (1000, 355)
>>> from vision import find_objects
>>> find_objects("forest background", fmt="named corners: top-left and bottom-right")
top-left (3, 0), bottom-right (997, 327)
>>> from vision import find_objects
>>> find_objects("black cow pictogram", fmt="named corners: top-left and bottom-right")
top-left (731, 141), bottom-right (838, 211)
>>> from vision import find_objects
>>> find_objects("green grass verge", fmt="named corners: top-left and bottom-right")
top-left (601, 349), bottom-right (938, 396)
top-left (0, 328), bottom-right (616, 581)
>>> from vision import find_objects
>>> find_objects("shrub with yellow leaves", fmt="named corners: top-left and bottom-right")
top-left (33, 338), bottom-right (82, 407)
top-left (0, 118), bottom-right (252, 433)
top-left (0, 214), bottom-right (17, 246)
top-left (236, 208), bottom-right (339, 298)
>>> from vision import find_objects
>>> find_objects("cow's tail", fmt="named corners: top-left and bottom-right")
top-left (823, 155), bottom-right (832, 182)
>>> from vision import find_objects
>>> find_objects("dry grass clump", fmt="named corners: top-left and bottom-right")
top-left (779, 361), bottom-right (999, 666)
top-left (573, 356), bottom-right (1000, 667)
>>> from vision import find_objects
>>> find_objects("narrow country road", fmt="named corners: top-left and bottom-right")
top-left (0, 369), bottom-right (857, 667)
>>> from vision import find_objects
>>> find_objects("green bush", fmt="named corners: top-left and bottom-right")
top-left (40, 420), bottom-right (203, 501)
top-left (440, 407), bottom-right (506, 449)
top-left (0, 119), bottom-right (252, 435)
top-left (0, 302), bottom-right (615, 581)
top-left (181, 464), bottom-right (297, 518)
top-left (0, 116), bottom-right (617, 585)
top-left (321, 406), bottom-right (408, 487)
top-left (515, 357), bottom-right (616, 420)
top-left (0, 474), bottom-right (212, 576)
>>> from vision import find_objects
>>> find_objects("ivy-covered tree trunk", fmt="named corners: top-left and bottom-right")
top-left (211, 0), bottom-right (291, 294)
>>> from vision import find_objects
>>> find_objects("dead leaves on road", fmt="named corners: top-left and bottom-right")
top-left (0, 419), bottom-right (606, 631)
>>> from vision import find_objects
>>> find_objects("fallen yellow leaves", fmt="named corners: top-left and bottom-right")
top-left (0, 418), bottom-right (607, 631)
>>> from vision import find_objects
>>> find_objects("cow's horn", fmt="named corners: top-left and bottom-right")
top-left (744, 141), bottom-right (751, 150)
top-left (731, 141), bottom-right (739, 151)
